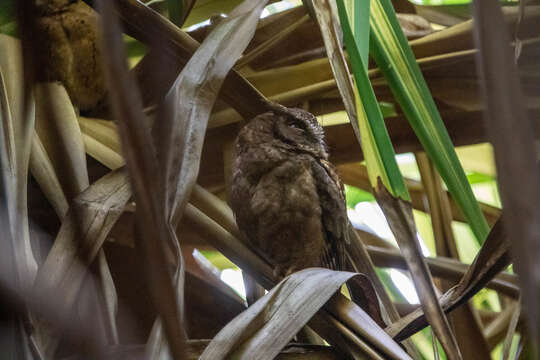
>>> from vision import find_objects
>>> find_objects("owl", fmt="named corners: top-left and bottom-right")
top-left (34, 0), bottom-right (105, 111)
top-left (230, 105), bottom-right (349, 277)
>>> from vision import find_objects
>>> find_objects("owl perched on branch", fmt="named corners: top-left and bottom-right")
top-left (230, 105), bottom-right (349, 277)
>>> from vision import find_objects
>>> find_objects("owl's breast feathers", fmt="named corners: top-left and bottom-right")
top-left (231, 111), bottom-right (349, 275)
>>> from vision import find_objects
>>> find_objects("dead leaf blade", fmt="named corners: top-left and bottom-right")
top-left (202, 268), bottom-right (411, 360)
top-left (472, 0), bottom-right (539, 351)
top-left (32, 169), bottom-right (130, 357)
top-left (375, 183), bottom-right (462, 360)
top-left (387, 218), bottom-right (511, 341)
top-left (96, 1), bottom-right (188, 357)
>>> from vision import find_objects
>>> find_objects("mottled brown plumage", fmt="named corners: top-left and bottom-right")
top-left (34, 0), bottom-right (105, 111)
top-left (230, 105), bottom-right (349, 277)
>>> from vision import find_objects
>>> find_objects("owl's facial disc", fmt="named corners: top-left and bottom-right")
top-left (274, 113), bottom-right (327, 158)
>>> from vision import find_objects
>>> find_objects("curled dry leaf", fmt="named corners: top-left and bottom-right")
top-left (97, 0), bottom-right (188, 358)
top-left (31, 80), bottom-right (120, 351)
top-left (147, 0), bottom-right (270, 357)
top-left (374, 182), bottom-right (461, 360)
top-left (32, 168), bottom-right (130, 357)
top-left (201, 268), bottom-right (411, 360)
top-left (152, 0), bottom-right (270, 231)
top-left (367, 245), bottom-right (518, 298)
top-left (387, 218), bottom-right (511, 341)
top-left (346, 227), bottom-right (406, 326)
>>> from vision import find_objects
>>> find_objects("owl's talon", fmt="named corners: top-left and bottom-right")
top-left (273, 266), bottom-right (287, 280)
top-left (273, 265), bottom-right (297, 280)
top-left (273, 267), bottom-right (281, 280)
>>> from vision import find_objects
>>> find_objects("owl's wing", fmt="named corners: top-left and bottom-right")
top-left (311, 159), bottom-right (349, 271)
top-left (232, 158), bottom-right (328, 275)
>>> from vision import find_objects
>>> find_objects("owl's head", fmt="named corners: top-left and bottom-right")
top-left (271, 106), bottom-right (328, 159)
top-left (236, 105), bottom-right (329, 160)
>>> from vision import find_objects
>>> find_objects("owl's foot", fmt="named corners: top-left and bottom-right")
top-left (273, 266), bottom-right (285, 280)
top-left (273, 265), bottom-right (296, 280)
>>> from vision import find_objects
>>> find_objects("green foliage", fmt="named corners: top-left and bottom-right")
top-left (368, 0), bottom-right (490, 244)
top-left (166, 0), bottom-right (184, 26)
top-left (337, 0), bottom-right (410, 201)
top-left (0, 0), bottom-right (13, 27)
top-left (379, 101), bottom-right (398, 118)
top-left (125, 36), bottom-right (147, 58)
top-left (344, 184), bottom-right (374, 208)
top-left (201, 250), bottom-right (237, 270)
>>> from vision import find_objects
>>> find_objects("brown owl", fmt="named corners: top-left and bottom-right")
top-left (230, 105), bottom-right (349, 277)
top-left (34, 0), bottom-right (105, 111)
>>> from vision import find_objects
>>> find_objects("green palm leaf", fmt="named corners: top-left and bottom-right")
top-left (369, 0), bottom-right (490, 244)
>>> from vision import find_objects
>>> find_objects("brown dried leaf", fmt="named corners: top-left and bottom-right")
top-left (146, 0), bottom-right (269, 356)
top-left (416, 153), bottom-right (491, 359)
top-left (97, 0), bottom-right (271, 118)
top-left (201, 268), bottom-right (410, 360)
top-left (32, 169), bottom-right (130, 357)
top-left (473, 0), bottom-right (539, 350)
top-left (31, 80), bottom-right (120, 350)
top-left (374, 182), bottom-right (461, 360)
top-left (346, 227), bottom-right (406, 327)
top-left (153, 0), bottom-right (270, 230)
top-left (33, 83), bottom-right (89, 200)
top-left (387, 218), bottom-right (511, 341)
top-left (61, 341), bottom-right (343, 360)
top-left (0, 33), bottom-right (36, 360)
top-left (30, 132), bottom-right (69, 217)
top-left (97, 1), bottom-right (188, 357)
top-left (0, 34), bottom-right (37, 292)
top-left (367, 245), bottom-right (518, 298)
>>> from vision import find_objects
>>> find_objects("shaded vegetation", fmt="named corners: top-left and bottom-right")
top-left (0, 0), bottom-right (538, 359)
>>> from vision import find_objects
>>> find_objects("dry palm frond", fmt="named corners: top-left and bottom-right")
top-left (388, 218), bottom-right (511, 341)
top-left (473, 0), bottom-right (539, 352)
top-left (202, 268), bottom-right (410, 360)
